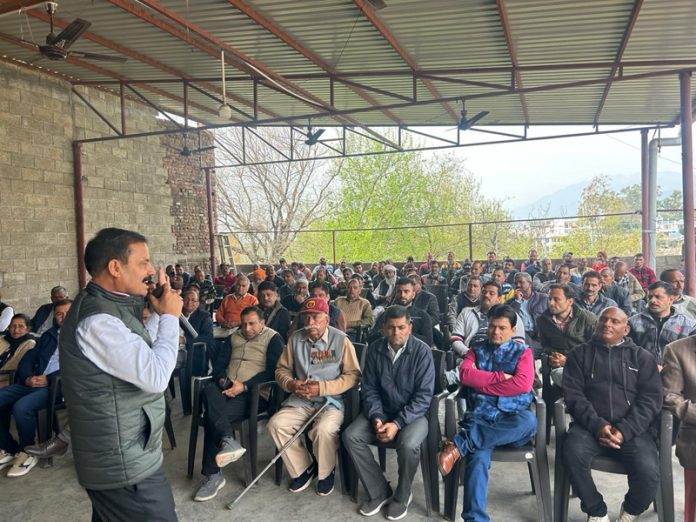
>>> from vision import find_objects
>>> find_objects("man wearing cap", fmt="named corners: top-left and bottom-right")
top-left (267, 297), bottom-right (361, 496)
top-left (562, 251), bottom-right (576, 269)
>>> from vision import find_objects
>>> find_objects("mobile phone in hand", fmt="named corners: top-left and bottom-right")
top-left (221, 376), bottom-right (233, 390)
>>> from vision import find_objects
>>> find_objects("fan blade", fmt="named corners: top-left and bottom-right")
top-left (467, 110), bottom-right (489, 127)
top-left (189, 146), bottom-right (216, 154)
top-left (50, 18), bottom-right (91, 49)
top-left (70, 51), bottom-right (127, 63)
top-left (0, 30), bottom-right (38, 49)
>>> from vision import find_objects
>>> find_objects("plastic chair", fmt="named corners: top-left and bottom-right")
top-left (553, 399), bottom-right (674, 522)
top-left (353, 342), bottom-right (368, 370)
top-left (170, 341), bottom-right (207, 415)
top-left (442, 392), bottom-right (552, 522)
top-left (539, 353), bottom-right (561, 443)
top-left (349, 349), bottom-right (449, 515)
top-left (187, 376), bottom-right (276, 485)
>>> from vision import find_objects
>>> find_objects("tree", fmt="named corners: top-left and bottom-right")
top-left (298, 135), bottom-right (514, 262)
top-left (214, 127), bottom-right (341, 264)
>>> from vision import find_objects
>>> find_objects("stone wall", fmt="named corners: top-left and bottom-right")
top-left (0, 60), bottom-right (215, 316)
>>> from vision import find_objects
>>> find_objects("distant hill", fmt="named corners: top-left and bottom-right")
top-left (511, 171), bottom-right (685, 219)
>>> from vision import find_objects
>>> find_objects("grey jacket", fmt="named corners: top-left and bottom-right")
top-left (628, 309), bottom-right (696, 364)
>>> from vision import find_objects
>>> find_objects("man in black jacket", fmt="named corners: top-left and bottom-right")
top-left (29, 286), bottom-right (69, 336)
top-left (562, 307), bottom-right (662, 522)
top-left (368, 278), bottom-right (433, 347)
top-left (343, 305), bottom-right (434, 520)
top-left (257, 281), bottom-right (291, 342)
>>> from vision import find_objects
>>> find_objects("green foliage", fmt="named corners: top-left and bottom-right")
top-left (292, 135), bottom-right (514, 262)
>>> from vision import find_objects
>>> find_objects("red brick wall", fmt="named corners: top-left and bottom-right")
top-left (162, 130), bottom-right (216, 274)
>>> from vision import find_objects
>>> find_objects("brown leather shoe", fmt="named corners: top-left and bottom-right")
top-left (437, 440), bottom-right (461, 477)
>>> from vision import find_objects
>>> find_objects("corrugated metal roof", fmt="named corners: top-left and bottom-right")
top-left (0, 0), bottom-right (694, 128)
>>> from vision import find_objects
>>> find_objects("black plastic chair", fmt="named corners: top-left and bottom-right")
top-left (442, 392), bottom-right (552, 522)
top-left (349, 348), bottom-right (449, 516)
top-left (353, 342), bottom-right (368, 370)
top-left (553, 399), bottom-right (674, 522)
top-left (170, 341), bottom-right (207, 415)
top-left (539, 353), bottom-right (561, 443)
top-left (187, 376), bottom-right (276, 484)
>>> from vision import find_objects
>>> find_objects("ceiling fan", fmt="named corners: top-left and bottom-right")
top-left (165, 133), bottom-right (216, 157)
top-left (0, 1), bottom-right (127, 62)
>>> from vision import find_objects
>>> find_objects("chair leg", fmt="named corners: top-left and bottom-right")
top-left (419, 442), bottom-right (433, 517)
top-left (444, 458), bottom-right (462, 521)
top-left (187, 420), bottom-right (199, 478)
top-left (274, 451), bottom-right (283, 486)
top-left (528, 456), bottom-right (546, 522)
top-left (168, 377), bottom-right (176, 399)
top-left (164, 402), bottom-right (176, 449)
top-left (240, 423), bottom-right (253, 488)
top-left (527, 461), bottom-right (536, 495)
top-left (378, 446), bottom-right (387, 472)
top-left (553, 461), bottom-right (571, 522)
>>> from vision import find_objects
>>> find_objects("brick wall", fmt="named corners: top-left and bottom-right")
top-left (0, 60), bottom-right (215, 316)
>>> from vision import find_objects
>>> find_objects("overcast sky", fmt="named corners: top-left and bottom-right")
top-left (452, 125), bottom-right (685, 208)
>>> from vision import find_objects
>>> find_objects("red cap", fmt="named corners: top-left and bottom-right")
top-left (300, 297), bottom-right (329, 315)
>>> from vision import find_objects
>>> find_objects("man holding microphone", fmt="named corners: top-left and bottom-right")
top-left (59, 228), bottom-right (183, 521)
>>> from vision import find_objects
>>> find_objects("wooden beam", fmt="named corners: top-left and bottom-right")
top-left (496, 0), bottom-right (529, 126)
top-left (228, 0), bottom-right (403, 124)
top-left (354, 0), bottom-right (459, 123)
top-left (593, 0), bottom-right (643, 126)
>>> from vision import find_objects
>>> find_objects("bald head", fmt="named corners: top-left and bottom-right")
top-left (595, 306), bottom-right (629, 345)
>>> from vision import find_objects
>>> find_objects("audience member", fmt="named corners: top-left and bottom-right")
top-left (629, 253), bottom-right (656, 292)
top-left (343, 305), bottom-right (434, 520)
top-left (278, 269), bottom-right (297, 301)
top-left (599, 267), bottom-right (633, 316)
top-left (176, 263), bottom-right (191, 287)
top-left (281, 278), bottom-right (309, 314)
top-left (661, 268), bottom-right (696, 320)
top-left (490, 268), bottom-right (514, 302)
top-left (562, 307), bottom-right (662, 522)
top-left (424, 260), bottom-right (447, 286)
top-left (368, 278), bottom-right (433, 347)
top-left (293, 282), bottom-right (347, 334)
top-left (268, 297), bottom-right (360, 496)
top-left (194, 306), bottom-right (283, 502)
top-left (627, 281), bottom-right (696, 366)
top-left (373, 265), bottom-right (398, 306)
top-left (503, 258), bottom-right (518, 285)
top-left (506, 272), bottom-right (548, 343)
top-left (614, 261), bottom-right (645, 312)
top-left (532, 258), bottom-right (555, 292)
top-left (0, 314), bottom-right (35, 388)
top-left (520, 249), bottom-right (540, 277)
top-left (482, 251), bottom-right (501, 274)
top-left (448, 275), bottom-right (482, 332)
top-left (216, 276), bottom-right (259, 329)
top-left (30, 285), bottom-right (68, 336)
top-left (437, 305), bottom-right (536, 521)
top-left (181, 288), bottom-right (215, 373)
top-left (577, 271), bottom-right (617, 316)
top-left (570, 257), bottom-right (590, 284)
top-left (257, 281), bottom-right (291, 342)
top-left (410, 274), bottom-right (440, 326)
top-left (0, 299), bottom-right (71, 477)
top-left (662, 335), bottom-right (696, 522)
top-left (591, 251), bottom-right (608, 272)
top-left (333, 278), bottom-right (373, 341)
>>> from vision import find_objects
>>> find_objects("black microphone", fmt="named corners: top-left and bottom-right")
top-left (149, 280), bottom-right (199, 339)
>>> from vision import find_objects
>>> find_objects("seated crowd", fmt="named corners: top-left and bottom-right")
top-left (0, 248), bottom-right (695, 522)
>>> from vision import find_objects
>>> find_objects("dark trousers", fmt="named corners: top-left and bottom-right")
top-left (343, 414), bottom-right (428, 504)
top-left (87, 468), bottom-right (177, 522)
top-left (563, 424), bottom-right (659, 517)
top-left (201, 382), bottom-right (257, 476)
top-left (0, 384), bottom-right (50, 452)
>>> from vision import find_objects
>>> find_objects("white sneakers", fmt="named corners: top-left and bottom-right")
top-left (615, 503), bottom-right (639, 522)
top-left (0, 449), bottom-right (15, 470)
top-left (586, 504), bottom-right (640, 522)
top-left (6, 452), bottom-right (38, 477)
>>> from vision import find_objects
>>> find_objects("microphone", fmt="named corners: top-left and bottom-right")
top-left (149, 280), bottom-right (199, 339)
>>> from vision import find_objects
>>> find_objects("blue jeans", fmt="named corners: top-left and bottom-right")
top-left (453, 410), bottom-right (537, 522)
top-left (0, 384), bottom-right (50, 453)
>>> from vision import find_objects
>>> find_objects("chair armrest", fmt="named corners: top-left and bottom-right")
top-left (248, 380), bottom-right (277, 421)
top-left (444, 390), bottom-right (460, 440)
top-left (532, 394), bottom-right (547, 446)
top-left (0, 369), bottom-right (16, 384)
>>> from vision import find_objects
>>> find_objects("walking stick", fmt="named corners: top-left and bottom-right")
top-left (226, 396), bottom-right (341, 509)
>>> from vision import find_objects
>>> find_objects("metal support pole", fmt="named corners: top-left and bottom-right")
top-left (468, 223), bottom-right (473, 261)
top-left (205, 168), bottom-right (218, 279)
top-left (680, 71), bottom-right (695, 296)
top-left (73, 142), bottom-right (86, 289)
top-left (640, 129), bottom-right (650, 263)
top-left (119, 82), bottom-right (126, 135)
top-left (332, 230), bottom-right (337, 268)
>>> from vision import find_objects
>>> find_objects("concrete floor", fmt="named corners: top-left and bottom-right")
top-left (1, 397), bottom-right (686, 522)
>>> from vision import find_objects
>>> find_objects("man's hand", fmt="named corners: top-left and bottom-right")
top-left (373, 418), bottom-right (384, 433)
top-left (376, 421), bottom-right (399, 443)
top-left (549, 352), bottom-right (567, 369)
top-left (296, 380), bottom-right (320, 400)
top-left (149, 265), bottom-right (183, 317)
top-left (598, 424), bottom-right (623, 449)
top-left (503, 373), bottom-right (514, 380)
top-left (287, 379), bottom-right (302, 394)
top-left (222, 380), bottom-right (245, 398)
top-left (25, 375), bottom-right (48, 388)
top-left (515, 288), bottom-right (525, 301)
